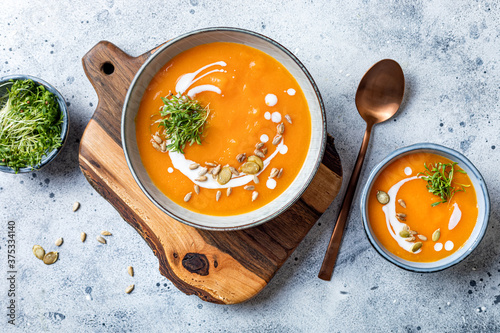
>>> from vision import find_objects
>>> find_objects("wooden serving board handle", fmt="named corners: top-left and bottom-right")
top-left (79, 41), bottom-right (343, 304)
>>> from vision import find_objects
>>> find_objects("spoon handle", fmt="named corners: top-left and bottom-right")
top-left (318, 124), bottom-right (373, 281)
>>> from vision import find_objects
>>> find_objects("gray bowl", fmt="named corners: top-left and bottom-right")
top-left (122, 27), bottom-right (326, 230)
top-left (360, 143), bottom-right (490, 272)
top-left (0, 75), bottom-right (69, 174)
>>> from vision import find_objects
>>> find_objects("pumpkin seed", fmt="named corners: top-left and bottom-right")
top-left (405, 236), bottom-right (416, 242)
top-left (270, 168), bottom-right (279, 178)
top-left (216, 190), bottom-right (222, 202)
top-left (255, 142), bottom-right (264, 149)
top-left (72, 201), bottom-right (80, 212)
top-left (81, 232), bottom-right (87, 242)
top-left (262, 147), bottom-right (268, 155)
top-left (184, 192), bottom-right (192, 202)
top-left (398, 199), bottom-right (407, 208)
top-left (432, 228), bottom-right (441, 242)
top-left (247, 155), bottom-right (264, 169)
top-left (277, 168), bottom-right (283, 178)
top-left (96, 236), bottom-right (106, 244)
top-left (101, 231), bottom-right (112, 236)
top-left (376, 190), bottom-right (390, 204)
top-left (217, 167), bottom-right (232, 185)
top-left (128, 266), bottom-right (134, 277)
top-left (272, 134), bottom-right (283, 145)
top-left (189, 163), bottom-right (200, 170)
top-left (253, 175), bottom-right (259, 184)
top-left (212, 165), bottom-right (221, 176)
top-left (277, 122), bottom-right (285, 135)
top-left (198, 167), bottom-right (208, 176)
top-left (244, 185), bottom-right (255, 191)
top-left (252, 191), bottom-right (259, 202)
top-left (409, 230), bottom-right (418, 235)
top-left (417, 235), bottom-right (428, 241)
top-left (285, 114), bottom-right (292, 124)
top-left (254, 149), bottom-right (265, 159)
top-left (227, 187), bottom-right (232, 196)
top-left (32, 245), bottom-right (45, 260)
top-left (396, 213), bottom-right (407, 218)
top-left (55, 238), bottom-right (63, 246)
top-left (399, 230), bottom-right (411, 238)
top-left (125, 284), bottom-right (135, 294)
top-left (152, 141), bottom-right (161, 151)
top-left (236, 153), bottom-right (247, 163)
top-left (229, 166), bottom-right (239, 176)
top-left (205, 162), bottom-right (217, 167)
top-left (241, 162), bottom-right (260, 174)
top-left (43, 251), bottom-right (59, 265)
top-left (194, 184), bottom-right (200, 195)
top-left (402, 225), bottom-right (410, 232)
top-left (411, 242), bottom-right (423, 252)
top-left (153, 135), bottom-right (162, 144)
top-left (195, 176), bottom-right (207, 182)
top-left (160, 141), bottom-right (167, 152)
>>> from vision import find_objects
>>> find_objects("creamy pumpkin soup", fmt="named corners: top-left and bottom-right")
top-left (135, 42), bottom-right (311, 216)
top-left (368, 152), bottom-right (478, 262)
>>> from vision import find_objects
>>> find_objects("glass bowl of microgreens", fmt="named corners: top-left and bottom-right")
top-left (0, 75), bottom-right (69, 174)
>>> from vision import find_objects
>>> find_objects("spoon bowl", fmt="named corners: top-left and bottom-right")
top-left (318, 59), bottom-right (405, 280)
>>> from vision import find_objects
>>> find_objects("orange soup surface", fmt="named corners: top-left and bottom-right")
top-left (135, 42), bottom-right (311, 216)
top-left (368, 152), bottom-right (478, 262)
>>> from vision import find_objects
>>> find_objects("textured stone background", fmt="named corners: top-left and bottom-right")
top-left (1, 0), bottom-right (499, 332)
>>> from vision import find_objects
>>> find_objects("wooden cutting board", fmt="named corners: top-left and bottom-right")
top-left (79, 41), bottom-right (343, 304)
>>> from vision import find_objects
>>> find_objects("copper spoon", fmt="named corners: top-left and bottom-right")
top-left (318, 59), bottom-right (405, 281)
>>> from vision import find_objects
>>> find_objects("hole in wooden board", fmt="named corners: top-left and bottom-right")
top-left (101, 62), bottom-right (115, 75)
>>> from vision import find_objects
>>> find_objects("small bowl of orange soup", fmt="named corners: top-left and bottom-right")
top-left (122, 28), bottom-right (326, 230)
top-left (361, 143), bottom-right (489, 272)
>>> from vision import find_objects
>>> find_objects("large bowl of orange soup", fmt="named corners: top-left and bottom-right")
top-left (122, 28), bottom-right (326, 230)
top-left (361, 143), bottom-right (489, 272)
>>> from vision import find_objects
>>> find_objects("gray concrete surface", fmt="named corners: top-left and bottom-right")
top-left (1, 0), bottom-right (499, 332)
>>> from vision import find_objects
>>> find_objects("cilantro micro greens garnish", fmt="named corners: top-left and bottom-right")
top-left (157, 93), bottom-right (209, 154)
top-left (0, 79), bottom-right (63, 172)
top-left (418, 162), bottom-right (470, 207)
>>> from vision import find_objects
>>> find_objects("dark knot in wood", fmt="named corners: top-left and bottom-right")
top-left (182, 253), bottom-right (209, 276)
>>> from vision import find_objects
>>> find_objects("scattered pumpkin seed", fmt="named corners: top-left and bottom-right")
top-left (277, 168), bottom-right (283, 178)
top-left (81, 232), bottom-right (87, 242)
top-left (396, 213), bottom-right (407, 218)
top-left (254, 149), bottom-right (265, 159)
top-left (398, 199), bottom-right (407, 208)
top-left (405, 236), bottom-right (416, 242)
top-left (195, 176), bottom-right (208, 182)
top-left (277, 122), bottom-right (285, 135)
top-left (212, 165), bottom-right (221, 176)
top-left (189, 163), bottom-right (199, 170)
top-left (402, 225), bottom-right (410, 232)
top-left (376, 190), bottom-right (390, 204)
top-left (216, 190), bottom-right (222, 202)
top-left (244, 185), bottom-right (255, 191)
top-left (198, 167), bottom-right (208, 176)
top-left (72, 201), bottom-right (80, 212)
top-left (272, 134), bottom-right (283, 145)
top-left (255, 142), bottom-right (264, 149)
top-left (217, 167), bottom-right (232, 185)
top-left (236, 153), bottom-right (247, 163)
top-left (247, 155), bottom-right (264, 169)
top-left (152, 135), bottom-right (162, 144)
top-left (32, 245), bottom-right (45, 260)
top-left (411, 242), bottom-right (423, 252)
top-left (252, 191), bottom-right (259, 202)
top-left (227, 187), bottom-right (232, 196)
top-left (184, 192), bottom-right (192, 202)
top-left (101, 231), bottom-right (112, 236)
top-left (432, 228), bottom-right (441, 242)
top-left (253, 175), bottom-right (259, 184)
top-left (194, 184), bottom-right (200, 195)
top-left (409, 230), bottom-right (418, 235)
top-left (55, 238), bottom-right (63, 246)
top-left (125, 284), bottom-right (135, 294)
top-left (128, 266), bottom-right (134, 277)
top-left (262, 147), bottom-right (268, 155)
top-left (205, 162), bottom-right (217, 167)
top-left (43, 251), bottom-right (59, 265)
top-left (399, 230), bottom-right (411, 238)
top-left (229, 166), bottom-right (239, 176)
top-left (96, 236), bottom-right (107, 244)
top-left (152, 141), bottom-right (161, 151)
top-left (417, 235), bottom-right (428, 241)
top-left (241, 162), bottom-right (260, 174)
top-left (160, 141), bottom-right (167, 152)
top-left (285, 114), bottom-right (292, 124)
top-left (270, 168), bottom-right (279, 178)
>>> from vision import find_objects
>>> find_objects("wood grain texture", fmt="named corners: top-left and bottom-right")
top-left (79, 41), bottom-right (343, 304)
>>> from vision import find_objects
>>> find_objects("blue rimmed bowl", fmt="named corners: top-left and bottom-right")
top-left (360, 143), bottom-right (490, 272)
top-left (0, 75), bottom-right (69, 174)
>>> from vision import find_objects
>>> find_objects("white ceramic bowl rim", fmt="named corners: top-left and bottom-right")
top-left (360, 142), bottom-right (490, 272)
top-left (0, 74), bottom-right (69, 174)
top-left (122, 27), bottom-right (326, 230)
